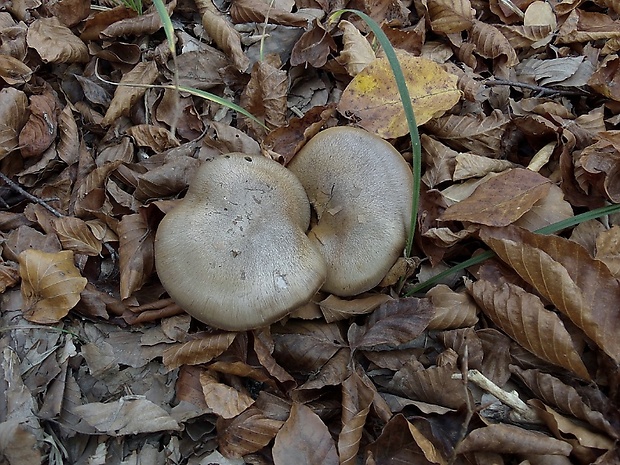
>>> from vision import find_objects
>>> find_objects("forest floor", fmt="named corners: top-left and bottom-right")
top-left (1, 0), bottom-right (620, 463)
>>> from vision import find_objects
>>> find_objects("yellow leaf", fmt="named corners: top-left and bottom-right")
top-left (338, 50), bottom-right (461, 138)
top-left (19, 249), bottom-right (87, 324)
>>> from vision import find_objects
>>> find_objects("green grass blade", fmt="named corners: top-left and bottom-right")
top-left (153, 0), bottom-right (175, 54)
top-left (329, 9), bottom-right (421, 258)
top-left (406, 202), bottom-right (620, 294)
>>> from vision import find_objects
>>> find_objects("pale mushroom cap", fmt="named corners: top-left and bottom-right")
top-left (287, 127), bottom-right (413, 296)
top-left (155, 153), bottom-right (327, 331)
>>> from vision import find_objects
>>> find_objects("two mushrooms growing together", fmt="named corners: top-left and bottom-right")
top-left (155, 127), bottom-right (413, 331)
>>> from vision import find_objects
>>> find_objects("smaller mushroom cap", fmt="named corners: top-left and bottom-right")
top-left (287, 127), bottom-right (413, 296)
top-left (155, 153), bottom-right (327, 331)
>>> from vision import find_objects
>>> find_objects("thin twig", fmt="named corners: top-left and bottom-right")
top-left (0, 171), bottom-right (65, 217)
top-left (0, 171), bottom-right (118, 261)
top-left (485, 79), bottom-right (589, 97)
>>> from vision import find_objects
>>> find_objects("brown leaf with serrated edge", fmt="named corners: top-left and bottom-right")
top-left (427, 0), bottom-right (473, 34)
top-left (230, 0), bottom-right (308, 27)
top-left (470, 20), bottom-right (518, 67)
top-left (27, 17), bottom-right (88, 63)
top-left (440, 168), bottom-right (551, 227)
top-left (19, 92), bottom-right (58, 159)
top-left (52, 216), bottom-right (102, 256)
top-left (200, 371), bottom-right (254, 419)
top-left (195, 0), bottom-right (249, 72)
top-left (424, 109), bottom-right (509, 156)
top-left (338, 368), bottom-right (375, 465)
top-left (162, 332), bottom-right (237, 370)
top-left (19, 249), bottom-right (87, 323)
top-left (511, 366), bottom-right (619, 439)
top-left (272, 321), bottom-right (346, 373)
top-left (272, 403), bottom-right (338, 465)
top-left (218, 407), bottom-right (284, 458)
top-left (240, 54), bottom-right (287, 138)
top-left (348, 298), bottom-right (433, 352)
top-left (290, 19), bottom-right (337, 68)
top-left (319, 294), bottom-right (392, 323)
top-left (479, 225), bottom-right (620, 363)
top-left (426, 284), bottom-right (479, 330)
top-left (101, 61), bottom-right (159, 126)
top-left (101, 0), bottom-right (176, 38)
top-left (118, 213), bottom-right (154, 300)
top-left (456, 424), bottom-right (572, 455)
top-left (467, 279), bottom-right (590, 380)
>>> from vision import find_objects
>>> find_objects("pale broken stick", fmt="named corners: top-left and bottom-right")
top-left (452, 369), bottom-right (541, 424)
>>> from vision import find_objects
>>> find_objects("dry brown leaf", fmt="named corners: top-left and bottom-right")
top-left (421, 134), bottom-right (458, 188)
top-left (338, 50), bottom-right (461, 138)
top-left (200, 371), bottom-right (254, 419)
top-left (230, 0), bottom-right (308, 27)
top-left (336, 20), bottom-right (376, 76)
top-left (100, 0), bottom-right (176, 38)
top-left (426, 284), bottom-right (479, 330)
top-left (0, 421), bottom-right (41, 464)
top-left (0, 87), bottom-right (28, 160)
top-left (348, 298), bottom-right (434, 352)
top-left (469, 20), bottom-right (518, 67)
top-left (456, 424), bottom-right (572, 455)
top-left (290, 19), bottom-right (337, 68)
top-left (512, 366), bottom-right (619, 439)
top-left (125, 124), bottom-right (179, 153)
top-left (272, 402), bottom-right (338, 465)
top-left (452, 152), bottom-right (516, 181)
top-left (118, 213), bottom-right (154, 300)
top-left (298, 347), bottom-right (350, 390)
top-left (72, 397), bottom-right (180, 435)
top-left (0, 54), bottom-right (32, 85)
top-left (480, 225), bottom-right (620, 363)
top-left (467, 278), bottom-right (591, 380)
top-left (513, 183), bottom-right (574, 232)
top-left (196, 0), bottom-right (250, 72)
top-left (240, 55), bottom-right (288, 137)
top-left (427, 0), bottom-right (474, 34)
top-left (440, 168), bottom-right (551, 226)
top-left (590, 56), bottom-right (620, 101)
top-left (218, 407), bottom-right (284, 458)
top-left (56, 105), bottom-right (79, 165)
top-left (319, 293), bottom-right (392, 323)
top-left (26, 17), bottom-right (88, 63)
top-left (79, 5), bottom-right (137, 41)
top-left (252, 327), bottom-right (296, 385)
top-left (19, 92), bottom-right (58, 159)
top-left (52, 216), bottom-right (102, 256)
top-left (424, 109), bottom-right (509, 156)
top-left (162, 332), bottom-right (238, 370)
top-left (595, 226), bottom-right (620, 277)
top-left (134, 156), bottom-right (200, 202)
top-left (101, 61), bottom-right (159, 126)
top-left (556, 9), bottom-right (620, 45)
top-left (19, 249), bottom-right (87, 323)
top-left (0, 261), bottom-right (20, 293)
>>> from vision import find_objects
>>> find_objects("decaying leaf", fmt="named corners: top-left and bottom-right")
top-left (26, 17), bottom-right (88, 63)
top-left (336, 20), bottom-right (376, 76)
top-left (18, 249), bottom-right (87, 323)
top-left (118, 213), bottom-right (154, 300)
top-left (338, 50), bottom-right (461, 138)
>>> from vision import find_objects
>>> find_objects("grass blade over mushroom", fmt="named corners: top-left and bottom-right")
top-left (329, 9), bottom-right (422, 259)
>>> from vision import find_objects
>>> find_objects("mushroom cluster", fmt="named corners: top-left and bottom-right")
top-left (155, 127), bottom-right (412, 331)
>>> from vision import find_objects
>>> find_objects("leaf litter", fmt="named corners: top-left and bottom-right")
top-left (1, 0), bottom-right (620, 464)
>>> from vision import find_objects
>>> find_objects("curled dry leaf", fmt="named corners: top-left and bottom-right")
top-left (0, 54), bottom-right (32, 85)
top-left (272, 402), bottom-right (339, 465)
top-left (218, 407), bottom-right (284, 458)
top-left (26, 17), bottom-right (88, 63)
top-left (338, 50), bottom-right (461, 138)
top-left (118, 213), bottom-right (154, 300)
top-left (101, 0), bottom-right (176, 39)
top-left (200, 371), bottom-right (255, 419)
top-left (230, 0), bottom-right (308, 27)
top-left (290, 19), bottom-right (337, 68)
top-left (19, 249), bottom-right (87, 323)
top-left (348, 297), bottom-right (434, 352)
top-left (101, 60), bottom-right (159, 127)
top-left (19, 92), bottom-right (58, 159)
top-left (456, 423), bottom-right (572, 455)
top-left (196, 0), bottom-right (250, 72)
top-left (125, 124), bottom-right (179, 153)
top-left (467, 279), bottom-right (590, 380)
top-left (427, 0), bottom-right (474, 34)
top-left (440, 168), bottom-right (551, 227)
top-left (336, 20), bottom-right (375, 76)
top-left (511, 366), bottom-right (619, 439)
top-left (480, 225), bottom-right (620, 363)
top-left (0, 87), bottom-right (28, 160)
top-left (162, 332), bottom-right (238, 370)
top-left (426, 284), bottom-right (479, 330)
top-left (319, 293), bottom-right (392, 323)
top-left (56, 105), bottom-right (79, 165)
top-left (469, 20), bottom-right (518, 67)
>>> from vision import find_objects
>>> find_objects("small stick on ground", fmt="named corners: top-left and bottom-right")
top-left (485, 79), bottom-right (589, 97)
